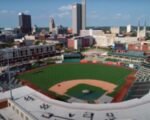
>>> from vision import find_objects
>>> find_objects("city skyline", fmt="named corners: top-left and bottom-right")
top-left (0, 0), bottom-right (150, 28)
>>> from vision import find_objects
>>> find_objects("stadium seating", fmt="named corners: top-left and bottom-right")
top-left (0, 73), bottom-right (22, 92)
top-left (125, 64), bottom-right (150, 100)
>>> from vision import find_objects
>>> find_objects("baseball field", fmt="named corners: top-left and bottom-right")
top-left (18, 63), bottom-right (132, 101)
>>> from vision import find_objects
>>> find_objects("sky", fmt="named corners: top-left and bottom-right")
top-left (0, 0), bottom-right (150, 28)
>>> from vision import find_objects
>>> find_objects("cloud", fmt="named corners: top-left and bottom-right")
top-left (51, 4), bottom-right (72, 18)
top-left (0, 9), bottom-right (17, 15)
top-left (113, 13), bottom-right (130, 20)
top-left (0, 10), bottom-right (9, 14)
top-left (10, 10), bottom-right (16, 14)
top-left (0, 9), bottom-right (30, 15)
top-left (114, 13), bottom-right (122, 19)
top-left (23, 10), bottom-right (30, 14)
top-left (58, 4), bottom-right (72, 11)
top-left (49, 11), bottom-right (70, 19)
top-left (58, 11), bottom-right (70, 17)
top-left (116, 13), bottom-right (121, 17)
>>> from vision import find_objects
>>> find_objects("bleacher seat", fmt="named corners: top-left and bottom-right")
top-left (125, 64), bottom-right (150, 100)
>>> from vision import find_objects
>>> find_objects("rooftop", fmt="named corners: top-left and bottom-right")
top-left (1, 86), bottom-right (150, 120)
top-left (0, 44), bottom-right (56, 52)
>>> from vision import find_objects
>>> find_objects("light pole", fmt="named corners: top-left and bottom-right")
top-left (6, 51), bottom-right (13, 100)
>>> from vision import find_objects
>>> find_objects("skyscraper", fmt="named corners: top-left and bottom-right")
top-left (82, 0), bottom-right (86, 30)
top-left (72, 0), bottom-right (86, 35)
top-left (49, 17), bottom-right (56, 33)
top-left (72, 3), bottom-right (82, 34)
top-left (18, 13), bottom-right (32, 34)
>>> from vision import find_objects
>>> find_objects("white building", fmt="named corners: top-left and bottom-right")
top-left (81, 29), bottom-right (115, 47)
top-left (24, 35), bottom-right (36, 40)
top-left (110, 26), bottom-right (121, 34)
top-left (115, 36), bottom-right (138, 44)
top-left (32, 25), bottom-right (38, 34)
top-left (137, 29), bottom-right (146, 39)
top-left (137, 21), bottom-right (146, 39)
top-left (127, 24), bottom-right (133, 33)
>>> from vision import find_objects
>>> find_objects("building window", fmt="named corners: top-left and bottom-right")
top-left (25, 50), bottom-right (28, 55)
top-left (25, 116), bottom-right (29, 120)
top-left (8, 103), bottom-right (11, 107)
top-left (21, 112), bottom-right (24, 118)
top-left (47, 47), bottom-right (49, 51)
top-left (30, 49), bottom-right (34, 54)
top-left (12, 106), bottom-right (15, 110)
top-left (36, 49), bottom-right (39, 53)
top-left (20, 51), bottom-right (23, 56)
top-left (41, 48), bottom-right (43, 52)
top-left (13, 52), bottom-right (15, 57)
top-left (16, 109), bottom-right (19, 114)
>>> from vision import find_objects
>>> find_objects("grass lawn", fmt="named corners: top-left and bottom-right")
top-left (66, 84), bottom-right (106, 101)
top-left (18, 63), bottom-right (132, 96)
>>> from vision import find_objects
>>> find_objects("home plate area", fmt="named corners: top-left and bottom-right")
top-left (49, 79), bottom-right (116, 103)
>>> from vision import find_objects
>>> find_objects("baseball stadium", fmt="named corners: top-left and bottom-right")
top-left (18, 63), bottom-right (134, 103)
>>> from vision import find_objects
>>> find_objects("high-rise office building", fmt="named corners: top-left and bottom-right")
top-left (72, 0), bottom-right (86, 35)
top-left (18, 12), bottom-right (32, 34)
top-left (72, 3), bottom-right (82, 34)
top-left (82, 0), bottom-right (86, 30)
top-left (49, 17), bottom-right (56, 33)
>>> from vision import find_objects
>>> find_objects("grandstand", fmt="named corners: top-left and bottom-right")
top-left (108, 51), bottom-right (147, 62)
top-left (125, 63), bottom-right (150, 100)
top-left (0, 73), bottom-right (22, 92)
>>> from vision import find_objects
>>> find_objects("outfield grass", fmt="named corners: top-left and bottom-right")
top-left (66, 84), bottom-right (106, 101)
top-left (18, 63), bottom-right (132, 95)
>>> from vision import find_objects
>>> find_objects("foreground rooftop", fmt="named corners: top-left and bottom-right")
top-left (0, 86), bottom-right (150, 120)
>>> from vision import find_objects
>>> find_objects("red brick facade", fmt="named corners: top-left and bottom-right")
top-left (128, 42), bottom-right (150, 52)
top-left (67, 39), bottom-right (75, 49)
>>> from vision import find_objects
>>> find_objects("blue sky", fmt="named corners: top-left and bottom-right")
top-left (0, 0), bottom-right (150, 28)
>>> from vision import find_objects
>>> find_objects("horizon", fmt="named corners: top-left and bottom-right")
top-left (0, 0), bottom-right (150, 28)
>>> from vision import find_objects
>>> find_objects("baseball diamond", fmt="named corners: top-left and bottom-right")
top-left (18, 63), bottom-right (132, 102)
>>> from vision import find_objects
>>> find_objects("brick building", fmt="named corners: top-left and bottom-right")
top-left (68, 36), bottom-right (95, 49)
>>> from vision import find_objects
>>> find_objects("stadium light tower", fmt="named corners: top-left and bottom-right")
top-left (6, 51), bottom-right (13, 100)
